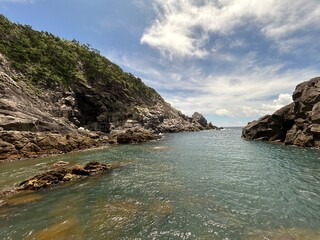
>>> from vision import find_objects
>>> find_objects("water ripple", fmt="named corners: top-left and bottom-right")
top-left (0, 128), bottom-right (320, 239)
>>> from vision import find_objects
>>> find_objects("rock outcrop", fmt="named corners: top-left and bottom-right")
top-left (17, 161), bottom-right (113, 190)
top-left (192, 112), bottom-right (208, 127)
top-left (191, 112), bottom-right (221, 130)
top-left (0, 16), bottom-right (221, 161)
top-left (242, 77), bottom-right (320, 147)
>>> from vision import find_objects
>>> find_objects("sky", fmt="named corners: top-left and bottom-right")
top-left (1, 0), bottom-right (320, 126)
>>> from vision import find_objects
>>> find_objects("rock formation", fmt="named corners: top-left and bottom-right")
top-left (242, 77), bottom-right (320, 147)
top-left (17, 161), bottom-right (113, 190)
top-left (191, 112), bottom-right (221, 130)
top-left (0, 15), bottom-right (220, 161)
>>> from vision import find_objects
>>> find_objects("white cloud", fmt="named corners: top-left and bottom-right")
top-left (140, 0), bottom-right (320, 58)
top-left (101, 1), bottom-right (320, 127)
top-left (272, 93), bottom-right (292, 106)
top-left (107, 49), bottom-right (318, 123)
top-left (259, 93), bottom-right (293, 114)
top-left (162, 66), bottom-right (315, 118)
top-left (216, 109), bottom-right (234, 117)
top-left (140, 0), bottom-right (208, 58)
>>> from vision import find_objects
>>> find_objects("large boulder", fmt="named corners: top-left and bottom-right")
top-left (242, 77), bottom-right (320, 147)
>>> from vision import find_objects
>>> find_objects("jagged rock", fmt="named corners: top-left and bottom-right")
top-left (311, 102), bottom-right (320, 123)
top-left (21, 142), bottom-right (41, 153)
top-left (84, 161), bottom-right (110, 174)
top-left (17, 161), bottom-right (112, 190)
top-left (18, 169), bottom-right (69, 190)
top-left (71, 165), bottom-right (89, 176)
top-left (242, 77), bottom-right (320, 147)
top-left (310, 124), bottom-right (320, 133)
top-left (0, 140), bottom-right (18, 159)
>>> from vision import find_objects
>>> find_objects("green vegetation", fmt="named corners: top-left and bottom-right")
top-left (0, 14), bottom-right (159, 100)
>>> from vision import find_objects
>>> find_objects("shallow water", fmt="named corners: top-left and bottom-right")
top-left (0, 128), bottom-right (320, 239)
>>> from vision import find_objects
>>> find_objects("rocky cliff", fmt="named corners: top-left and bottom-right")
top-left (242, 77), bottom-right (320, 147)
top-left (0, 15), bottom-right (218, 161)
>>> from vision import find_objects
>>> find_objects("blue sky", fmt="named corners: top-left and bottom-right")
top-left (1, 0), bottom-right (320, 126)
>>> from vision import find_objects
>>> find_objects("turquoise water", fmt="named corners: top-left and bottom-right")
top-left (0, 128), bottom-right (320, 239)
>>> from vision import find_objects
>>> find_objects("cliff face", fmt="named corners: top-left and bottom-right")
top-left (0, 15), bottom-right (217, 161)
top-left (0, 52), bottom-right (215, 134)
top-left (242, 77), bottom-right (320, 147)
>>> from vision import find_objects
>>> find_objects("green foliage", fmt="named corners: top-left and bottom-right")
top-left (0, 14), bottom-right (160, 101)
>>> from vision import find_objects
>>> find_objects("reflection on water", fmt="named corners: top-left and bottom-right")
top-left (90, 199), bottom-right (140, 239)
top-left (26, 218), bottom-right (82, 240)
top-left (0, 128), bottom-right (320, 239)
top-left (247, 227), bottom-right (320, 240)
top-left (146, 146), bottom-right (175, 152)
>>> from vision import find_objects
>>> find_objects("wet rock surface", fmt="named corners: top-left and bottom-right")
top-left (17, 161), bottom-right (113, 191)
top-left (242, 77), bottom-right (320, 147)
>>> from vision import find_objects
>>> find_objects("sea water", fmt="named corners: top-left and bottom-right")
top-left (0, 128), bottom-right (320, 239)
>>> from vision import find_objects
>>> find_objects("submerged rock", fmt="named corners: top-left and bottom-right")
top-left (25, 218), bottom-right (82, 240)
top-left (6, 192), bottom-right (42, 205)
top-left (242, 77), bottom-right (320, 147)
top-left (17, 161), bottom-right (113, 190)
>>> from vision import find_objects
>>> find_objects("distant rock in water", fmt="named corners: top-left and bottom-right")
top-left (191, 112), bottom-right (221, 130)
top-left (242, 77), bottom-right (320, 147)
top-left (192, 112), bottom-right (208, 127)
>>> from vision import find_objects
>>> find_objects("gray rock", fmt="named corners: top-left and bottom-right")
top-left (242, 77), bottom-right (320, 148)
top-left (192, 112), bottom-right (208, 127)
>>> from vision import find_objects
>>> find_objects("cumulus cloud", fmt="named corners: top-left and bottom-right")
top-left (140, 0), bottom-right (320, 58)
top-left (106, 0), bottom-right (320, 126)
top-left (272, 93), bottom-right (292, 106)
top-left (216, 109), bottom-right (234, 117)
top-left (242, 94), bottom-right (292, 117)
top-left (107, 49), bottom-right (317, 122)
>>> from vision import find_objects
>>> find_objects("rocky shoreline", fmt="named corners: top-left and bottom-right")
top-left (0, 115), bottom-right (220, 163)
top-left (0, 17), bottom-right (223, 163)
top-left (242, 77), bottom-right (320, 148)
top-left (0, 49), bottom-right (221, 162)
top-left (0, 128), bottom-right (161, 162)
